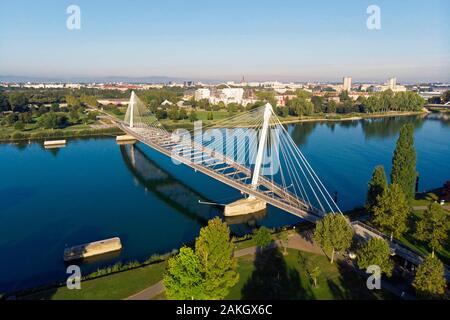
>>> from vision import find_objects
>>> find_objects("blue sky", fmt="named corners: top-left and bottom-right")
top-left (0, 0), bottom-right (449, 82)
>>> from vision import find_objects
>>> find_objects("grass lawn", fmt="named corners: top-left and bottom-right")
top-left (21, 261), bottom-right (167, 300)
top-left (225, 248), bottom-right (395, 300)
top-left (233, 238), bottom-right (257, 251)
top-left (196, 110), bottom-right (229, 121)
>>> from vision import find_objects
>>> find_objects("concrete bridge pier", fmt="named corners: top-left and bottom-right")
top-left (224, 197), bottom-right (266, 217)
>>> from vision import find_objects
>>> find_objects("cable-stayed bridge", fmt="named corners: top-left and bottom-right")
top-left (107, 91), bottom-right (341, 223)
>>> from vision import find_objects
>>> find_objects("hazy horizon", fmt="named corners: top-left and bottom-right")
top-left (1, 0), bottom-right (449, 83)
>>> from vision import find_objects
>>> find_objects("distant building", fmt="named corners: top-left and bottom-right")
top-left (388, 77), bottom-right (397, 91)
top-left (194, 88), bottom-right (211, 101)
top-left (343, 77), bottom-right (352, 92)
top-left (209, 88), bottom-right (244, 105)
top-left (220, 88), bottom-right (244, 104)
top-left (97, 99), bottom-right (129, 106)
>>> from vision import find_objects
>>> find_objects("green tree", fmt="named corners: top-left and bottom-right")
top-left (0, 91), bottom-right (10, 111)
top-left (66, 95), bottom-right (81, 108)
top-left (372, 183), bottom-right (410, 241)
top-left (442, 90), bottom-right (450, 103)
top-left (256, 91), bottom-right (276, 106)
top-left (164, 247), bottom-right (205, 300)
top-left (253, 226), bottom-right (272, 249)
top-left (8, 92), bottom-right (28, 112)
top-left (69, 109), bottom-right (80, 123)
top-left (307, 265), bottom-right (321, 288)
top-left (189, 111), bottom-right (198, 122)
top-left (195, 218), bottom-right (239, 299)
top-left (14, 120), bottom-right (25, 131)
top-left (357, 238), bottom-right (394, 276)
top-left (313, 214), bottom-right (354, 263)
top-left (415, 203), bottom-right (449, 257)
top-left (207, 111), bottom-right (214, 120)
top-left (391, 124), bottom-right (417, 200)
top-left (50, 103), bottom-right (60, 112)
top-left (413, 255), bottom-right (446, 299)
top-left (366, 166), bottom-right (388, 212)
top-left (179, 109), bottom-right (188, 120)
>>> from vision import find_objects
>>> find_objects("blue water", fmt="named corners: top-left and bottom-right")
top-left (0, 113), bottom-right (449, 293)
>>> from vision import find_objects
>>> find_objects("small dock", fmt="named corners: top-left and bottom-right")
top-left (63, 237), bottom-right (122, 262)
top-left (44, 140), bottom-right (66, 149)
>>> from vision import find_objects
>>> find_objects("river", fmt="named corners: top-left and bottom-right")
top-left (1, 113), bottom-right (449, 293)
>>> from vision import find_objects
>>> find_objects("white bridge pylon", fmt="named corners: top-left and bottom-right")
top-left (250, 103), bottom-right (272, 191)
top-left (121, 91), bottom-right (342, 223)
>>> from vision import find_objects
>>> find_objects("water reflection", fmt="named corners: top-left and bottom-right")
top-left (286, 122), bottom-right (317, 147)
top-left (361, 115), bottom-right (425, 140)
top-left (119, 144), bottom-right (267, 230)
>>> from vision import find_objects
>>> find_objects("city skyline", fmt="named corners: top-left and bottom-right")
top-left (0, 0), bottom-right (449, 82)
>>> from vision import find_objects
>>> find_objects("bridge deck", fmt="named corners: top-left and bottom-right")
top-left (116, 122), bottom-right (324, 223)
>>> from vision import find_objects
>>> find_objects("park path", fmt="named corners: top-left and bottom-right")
top-left (125, 232), bottom-right (322, 300)
top-left (412, 205), bottom-right (450, 211)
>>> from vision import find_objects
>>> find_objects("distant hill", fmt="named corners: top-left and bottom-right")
top-left (0, 75), bottom-right (219, 84)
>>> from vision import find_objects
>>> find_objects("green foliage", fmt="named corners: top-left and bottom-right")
top-left (69, 109), bottom-right (80, 123)
top-left (372, 183), bottom-right (410, 241)
top-left (164, 218), bottom-right (239, 300)
top-left (364, 91), bottom-right (425, 113)
top-left (65, 95), bottom-right (81, 108)
top-left (8, 92), bottom-right (28, 111)
top-left (0, 91), bottom-right (10, 111)
top-left (413, 255), bottom-right (446, 299)
top-left (189, 111), bottom-right (198, 122)
top-left (255, 91), bottom-right (276, 107)
top-left (80, 94), bottom-right (98, 107)
top-left (164, 247), bottom-right (206, 300)
top-left (415, 203), bottom-right (449, 256)
top-left (37, 112), bottom-right (68, 129)
top-left (253, 226), bottom-right (273, 249)
top-left (366, 166), bottom-right (388, 212)
top-left (313, 214), bottom-right (354, 263)
top-left (357, 238), bottom-right (394, 276)
top-left (391, 124), bottom-right (417, 200)
top-left (442, 90), bottom-right (450, 103)
top-left (14, 120), bottom-right (25, 131)
top-left (307, 266), bottom-right (321, 288)
top-left (287, 96), bottom-right (314, 116)
top-left (195, 217), bottom-right (239, 299)
top-left (50, 103), bottom-right (60, 112)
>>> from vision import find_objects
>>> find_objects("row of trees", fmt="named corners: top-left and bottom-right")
top-left (273, 89), bottom-right (425, 117)
top-left (164, 212), bottom-right (446, 300)
top-left (0, 90), bottom-right (102, 113)
top-left (366, 124), bottom-right (449, 255)
top-left (313, 213), bottom-right (447, 299)
top-left (366, 124), bottom-right (417, 239)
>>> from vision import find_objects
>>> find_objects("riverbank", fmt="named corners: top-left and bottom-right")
top-left (14, 232), bottom-right (397, 300)
top-left (278, 110), bottom-right (428, 125)
top-left (160, 109), bottom-right (428, 131)
top-left (0, 109), bottom-right (427, 142)
top-left (0, 126), bottom-right (123, 142)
